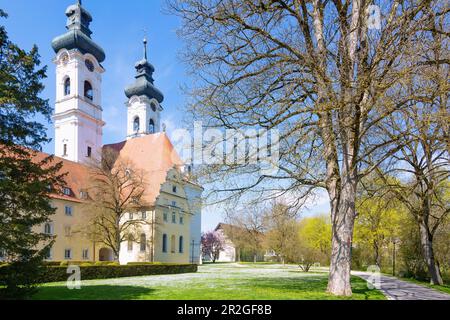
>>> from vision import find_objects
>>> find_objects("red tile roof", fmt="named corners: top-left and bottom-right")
top-left (4, 132), bottom-right (188, 205)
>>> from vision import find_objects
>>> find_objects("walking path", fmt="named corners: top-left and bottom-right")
top-left (353, 271), bottom-right (450, 300)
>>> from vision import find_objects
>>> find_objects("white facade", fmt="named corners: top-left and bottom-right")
top-left (184, 181), bottom-right (203, 264)
top-left (53, 49), bottom-right (105, 163)
top-left (126, 95), bottom-right (162, 139)
top-left (216, 229), bottom-right (237, 262)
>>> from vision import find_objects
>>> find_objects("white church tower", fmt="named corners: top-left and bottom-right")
top-left (124, 38), bottom-right (164, 139)
top-left (51, 0), bottom-right (105, 162)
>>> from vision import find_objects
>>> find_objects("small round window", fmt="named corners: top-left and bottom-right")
top-left (85, 59), bottom-right (94, 72)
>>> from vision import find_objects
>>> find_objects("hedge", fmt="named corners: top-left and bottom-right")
top-left (0, 263), bottom-right (197, 284)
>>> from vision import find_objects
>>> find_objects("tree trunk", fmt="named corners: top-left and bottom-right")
top-left (327, 175), bottom-right (357, 296)
top-left (374, 241), bottom-right (381, 267)
top-left (419, 221), bottom-right (443, 285)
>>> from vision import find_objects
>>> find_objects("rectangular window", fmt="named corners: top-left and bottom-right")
top-left (140, 234), bottom-right (146, 252)
top-left (172, 185), bottom-right (177, 193)
top-left (179, 215), bottom-right (184, 225)
top-left (45, 248), bottom-right (52, 260)
top-left (127, 238), bottom-right (133, 251)
top-left (129, 212), bottom-right (133, 220)
top-left (0, 249), bottom-right (5, 259)
top-left (163, 211), bottom-right (168, 222)
top-left (64, 226), bottom-right (72, 237)
top-left (64, 249), bottom-right (72, 260)
top-left (141, 211), bottom-right (147, 220)
top-left (171, 201), bottom-right (177, 207)
top-left (162, 234), bottom-right (167, 253)
top-left (179, 236), bottom-right (184, 253)
top-left (82, 249), bottom-right (89, 260)
top-left (63, 144), bottom-right (68, 156)
top-left (87, 146), bottom-right (92, 158)
top-left (172, 212), bottom-right (176, 223)
top-left (44, 223), bottom-right (53, 235)
top-left (65, 206), bottom-right (73, 216)
top-left (171, 235), bottom-right (176, 253)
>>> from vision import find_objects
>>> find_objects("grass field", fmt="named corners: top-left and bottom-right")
top-left (399, 277), bottom-right (450, 295)
top-left (32, 263), bottom-right (385, 300)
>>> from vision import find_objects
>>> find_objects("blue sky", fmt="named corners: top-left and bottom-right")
top-left (2, 0), bottom-right (330, 230)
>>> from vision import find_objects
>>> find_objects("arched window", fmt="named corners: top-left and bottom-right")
top-left (179, 236), bottom-right (184, 253)
top-left (171, 235), bottom-right (176, 253)
top-left (84, 81), bottom-right (93, 100)
top-left (127, 235), bottom-right (133, 251)
top-left (140, 233), bottom-right (146, 252)
top-left (149, 119), bottom-right (155, 134)
top-left (133, 117), bottom-right (140, 133)
top-left (64, 78), bottom-right (71, 96)
top-left (162, 234), bottom-right (167, 253)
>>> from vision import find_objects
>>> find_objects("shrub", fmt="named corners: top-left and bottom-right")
top-left (0, 263), bottom-right (198, 284)
top-left (127, 262), bottom-right (164, 266)
top-left (80, 263), bottom-right (93, 267)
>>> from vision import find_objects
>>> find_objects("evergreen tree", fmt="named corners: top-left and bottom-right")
top-left (0, 9), bottom-right (64, 299)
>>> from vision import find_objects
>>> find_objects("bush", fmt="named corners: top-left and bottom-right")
top-left (0, 263), bottom-right (198, 284)
top-left (126, 262), bottom-right (163, 266)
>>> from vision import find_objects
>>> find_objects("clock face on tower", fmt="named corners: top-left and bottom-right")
top-left (85, 59), bottom-right (94, 72)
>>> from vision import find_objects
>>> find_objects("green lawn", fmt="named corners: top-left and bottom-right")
top-left (32, 263), bottom-right (385, 300)
top-left (399, 277), bottom-right (450, 295)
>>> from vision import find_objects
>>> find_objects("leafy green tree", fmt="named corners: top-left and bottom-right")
top-left (0, 9), bottom-right (64, 299)
top-left (354, 194), bottom-right (404, 268)
top-left (297, 216), bottom-right (332, 269)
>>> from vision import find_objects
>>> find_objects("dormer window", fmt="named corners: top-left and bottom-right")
top-left (63, 187), bottom-right (71, 196)
top-left (84, 81), bottom-right (93, 100)
top-left (149, 119), bottom-right (155, 134)
top-left (80, 190), bottom-right (89, 199)
top-left (64, 78), bottom-right (71, 96)
top-left (133, 117), bottom-right (140, 133)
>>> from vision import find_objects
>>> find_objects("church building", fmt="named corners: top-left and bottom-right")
top-left (33, 1), bottom-right (202, 264)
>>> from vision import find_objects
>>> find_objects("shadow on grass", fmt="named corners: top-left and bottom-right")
top-left (245, 276), bottom-right (385, 300)
top-left (33, 285), bottom-right (155, 300)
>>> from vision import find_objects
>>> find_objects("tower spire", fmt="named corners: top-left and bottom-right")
top-left (143, 37), bottom-right (148, 60)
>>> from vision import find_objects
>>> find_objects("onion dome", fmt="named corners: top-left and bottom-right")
top-left (125, 38), bottom-right (164, 103)
top-left (51, 0), bottom-right (105, 63)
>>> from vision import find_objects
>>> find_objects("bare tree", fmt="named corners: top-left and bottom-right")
top-left (225, 206), bottom-right (266, 262)
top-left (167, 0), bottom-right (442, 295)
top-left (83, 148), bottom-right (151, 262)
top-left (264, 202), bottom-right (299, 264)
top-left (373, 7), bottom-right (449, 284)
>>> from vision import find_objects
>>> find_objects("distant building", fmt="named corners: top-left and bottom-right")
top-left (204, 223), bottom-right (266, 263)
